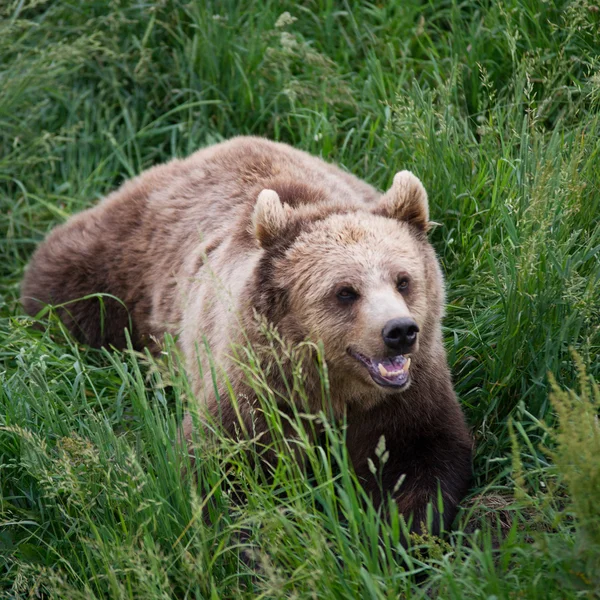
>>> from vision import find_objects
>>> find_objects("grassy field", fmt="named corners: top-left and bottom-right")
top-left (1, 0), bottom-right (600, 597)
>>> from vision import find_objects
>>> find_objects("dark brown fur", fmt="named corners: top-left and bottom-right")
top-left (21, 136), bottom-right (472, 534)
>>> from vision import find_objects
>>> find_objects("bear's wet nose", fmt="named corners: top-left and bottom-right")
top-left (382, 318), bottom-right (419, 352)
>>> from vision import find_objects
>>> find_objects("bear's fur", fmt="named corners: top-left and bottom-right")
top-left (21, 136), bottom-right (472, 533)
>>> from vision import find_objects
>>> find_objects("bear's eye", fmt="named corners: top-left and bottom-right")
top-left (397, 277), bottom-right (410, 292)
top-left (336, 287), bottom-right (359, 303)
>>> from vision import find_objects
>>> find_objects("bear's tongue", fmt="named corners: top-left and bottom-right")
top-left (349, 350), bottom-right (411, 388)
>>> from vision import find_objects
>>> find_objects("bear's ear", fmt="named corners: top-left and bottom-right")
top-left (252, 189), bottom-right (290, 248)
top-left (377, 171), bottom-right (430, 231)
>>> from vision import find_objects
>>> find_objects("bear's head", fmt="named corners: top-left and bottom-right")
top-left (251, 172), bottom-right (445, 410)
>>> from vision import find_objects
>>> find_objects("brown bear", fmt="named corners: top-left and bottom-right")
top-left (21, 136), bottom-right (472, 533)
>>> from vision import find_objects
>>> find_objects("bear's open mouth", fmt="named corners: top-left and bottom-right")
top-left (347, 348), bottom-right (411, 389)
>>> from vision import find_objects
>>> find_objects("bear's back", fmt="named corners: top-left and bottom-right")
top-left (149, 136), bottom-right (380, 227)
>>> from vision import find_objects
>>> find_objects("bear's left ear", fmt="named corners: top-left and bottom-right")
top-left (376, 171), bottom-right (430, 231)
top-left (252, 189), bottom-right (291, 248)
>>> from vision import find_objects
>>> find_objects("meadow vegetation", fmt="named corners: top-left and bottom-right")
top-left (1, 0), bottom-right (599, 597)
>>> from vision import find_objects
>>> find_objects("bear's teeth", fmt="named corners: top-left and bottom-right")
top-left (378, 360), bottom-right (410, 378)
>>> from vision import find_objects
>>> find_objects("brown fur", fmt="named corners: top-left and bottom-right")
top-left (21, 136), bottom-right (472, 533)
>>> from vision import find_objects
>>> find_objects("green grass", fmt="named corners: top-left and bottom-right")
top-left (1, 0), bottom-right (600, 597)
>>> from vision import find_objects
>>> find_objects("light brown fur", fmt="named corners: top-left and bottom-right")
top-left (21, 136), bottom-right (472, 533)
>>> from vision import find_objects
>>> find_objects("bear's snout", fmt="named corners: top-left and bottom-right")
top-left (381, 317), bottom-right (419, 353)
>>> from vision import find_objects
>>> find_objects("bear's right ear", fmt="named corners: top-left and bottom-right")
top-left (376, 171), bottom-right (431, 231)
top-left (252, 189), bottom-right (290, 248)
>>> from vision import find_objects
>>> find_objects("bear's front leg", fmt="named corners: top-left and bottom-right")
top-left (393, 431), bottom-right (472, 535)
top-left (352, 426), bottom-right (472, 536)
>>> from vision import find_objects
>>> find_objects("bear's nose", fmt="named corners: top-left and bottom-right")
top-left (382, 318), bottom-right (419, 352)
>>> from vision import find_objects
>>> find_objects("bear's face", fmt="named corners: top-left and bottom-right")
top-left (252, 172), bottom-right (443, 405)
top-left (274, 214), bottom-right (436, 395)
